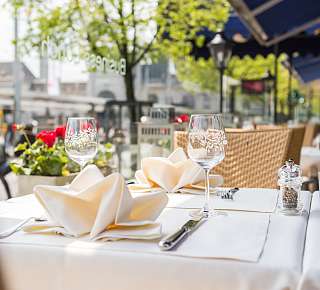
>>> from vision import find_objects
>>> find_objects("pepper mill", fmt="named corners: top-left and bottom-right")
top-left (278, 159), bottom-right (302, 213)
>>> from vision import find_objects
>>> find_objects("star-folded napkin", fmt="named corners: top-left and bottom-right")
top-left (129, 147), bottom-right (223, 193)
top-left (23, 165), bottom-right (168, 240)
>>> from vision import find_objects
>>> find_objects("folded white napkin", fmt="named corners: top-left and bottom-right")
top-left (23, 165), bottom-right (168, 240)
top-left (129, 148), bottom-right (223, 193)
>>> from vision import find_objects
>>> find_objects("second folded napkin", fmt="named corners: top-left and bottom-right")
top-left (23, 165), bottom-right (168, 240)
top-left (129, 148), bottom-right (223, 193)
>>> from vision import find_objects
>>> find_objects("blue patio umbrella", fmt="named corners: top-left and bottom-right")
top-left (291, 55), bottom-right (320, 83)
top-left (228, 0), bottom-right (320, 46)
top-left (191, 15), bottom-right (320, 59)
top-left (190, 11), bottom-right (320, 122)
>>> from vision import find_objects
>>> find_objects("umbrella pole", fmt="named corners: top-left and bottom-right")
top-left (273, 44), bottom-right (279, 124)
top-left (219, 67), bottom-right (224, 113)
top-left (14, 10), bottom-right (21, 124)
top-left (288, 55), bottom-right (293, 120)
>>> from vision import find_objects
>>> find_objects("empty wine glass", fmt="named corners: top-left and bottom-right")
top-left (187, 114), bottom-right (227, 218)
top-left (65, 117), bottom-right (98, 171)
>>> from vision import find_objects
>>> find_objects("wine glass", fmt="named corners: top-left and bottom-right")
top-left (65, 117), bottom-right (98, 171)
top-left (187, 114), bottom-right (227, 218)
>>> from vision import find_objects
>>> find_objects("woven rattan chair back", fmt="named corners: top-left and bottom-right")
top-left (174, 129), bottom-right (292, 188)
top-left (286, 126), bottom-right (305, 164)
top-left (256, 125), bottom-right (305, 164)
top-left (256, 124), bottom-right (283, 130)
top-left (303, 123), bottom-right (320, 146)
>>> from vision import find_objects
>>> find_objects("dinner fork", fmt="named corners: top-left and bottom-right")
top-left (221, 188), bottom-right (239, 200)
top-left (0, 217), bottom-right (47, 239)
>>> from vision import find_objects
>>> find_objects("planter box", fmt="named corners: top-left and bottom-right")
top-left (16, 174), bottom-right (77, 197)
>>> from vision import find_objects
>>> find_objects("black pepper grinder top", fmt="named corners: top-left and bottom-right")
top-left (278, 159), bottom-right (302, 186)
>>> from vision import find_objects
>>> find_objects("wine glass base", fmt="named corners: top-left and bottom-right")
top-left (189, 208), bottom-right (227, 219)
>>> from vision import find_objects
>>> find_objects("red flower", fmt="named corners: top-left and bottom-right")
top-left (175, 114), bottom-right (190, 123)
top-left (174, 116), bottom-right (182, 123)
top-left (12, 123), bottom-right (17, 132)
top-left (12, 123), bottom-right (25, 132)
top-left (55, 126), bottom-right (66, 139)
top-left (36, 130), bottom-right (56, 147)
top-left (179, 114), bottom-right (190, 123)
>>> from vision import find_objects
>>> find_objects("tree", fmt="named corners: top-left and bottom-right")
top-left (157, 0), bottom-right (229, 96)
top-left (174, 56), bottom-right (219, 94)
top-left (175, 51), bottom-right (300, 116)
top-left (228, 54), bottom-right (300, 115)
top-left (11, 0), bottom-right (159, 120)
top-left (9, 0), bottom-right (230, 120)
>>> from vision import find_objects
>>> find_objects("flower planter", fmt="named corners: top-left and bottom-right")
top-left (16, 174), bottom-right (77, 197)
top-left (99, 165), bottom-right (115, 177)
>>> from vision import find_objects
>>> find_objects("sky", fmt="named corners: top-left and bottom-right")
top-left (0, 2), bottom-right (88, 82)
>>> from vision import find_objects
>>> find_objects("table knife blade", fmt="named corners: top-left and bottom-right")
top-left (159, 217), bottom-right (204, 251)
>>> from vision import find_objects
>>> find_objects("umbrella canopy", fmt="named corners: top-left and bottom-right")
top-left (291, 55), bottom-right (320, 83)
top-left (192, 15), bottom-right (320, 59)
top-left (228, 0), bottom-right (320, 46)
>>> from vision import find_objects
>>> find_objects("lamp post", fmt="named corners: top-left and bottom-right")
top-left (207, 33), bottom-right (232, 113)
top-left (14, 9), bottom-right (21, 124)
top-left (111, 128), bottom-right (126, 174)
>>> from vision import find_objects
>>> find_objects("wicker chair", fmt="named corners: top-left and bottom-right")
top-left (303, 123), bottom-right (320, 146)
top-left (286, 126), bottom-right (305, 164)
top-left (256, 125), bottom-right (305, 164)
top-left (174, 129), bottom-right (292, 188)
top-left (256, 124), bottom-right (283, 130)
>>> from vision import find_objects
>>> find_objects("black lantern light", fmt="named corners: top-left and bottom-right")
top-left (207, 33), bottom-right (232, 113)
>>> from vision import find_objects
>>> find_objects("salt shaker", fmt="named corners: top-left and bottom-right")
top-left (278, 159), bottom-right (302, 213)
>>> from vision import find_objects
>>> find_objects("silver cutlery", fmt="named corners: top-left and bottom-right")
top-left (159, 217), bottom-right (205, 251)
top-left (221, 187), bottom-right (239, 200)
top-left (0, 217), bottom-right (47, 239)
top-left (126, 179), bottom-right (136, 185)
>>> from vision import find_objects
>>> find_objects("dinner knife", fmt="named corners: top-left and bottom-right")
top-left (159, 217), bottom-right (205, 251)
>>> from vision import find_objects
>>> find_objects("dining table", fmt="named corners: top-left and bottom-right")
top-left (299, 191), bottom-right (320, 290)
top-left (0, 188), bottom-right (314, 290)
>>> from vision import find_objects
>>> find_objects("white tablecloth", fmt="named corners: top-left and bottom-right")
top-left (299, 191), bottom-right (320, 290)
top-left (0, 190), bottom-right (312, 290)
top-left (300, 147), bottom-right (320, 176)
top-left (168, 188), bottom-right (279, 212)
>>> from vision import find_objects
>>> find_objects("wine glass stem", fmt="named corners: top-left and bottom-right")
top-left (203, 168), bottom-right (210, 217)
top-left (79, 161), bottom-right (87, 171)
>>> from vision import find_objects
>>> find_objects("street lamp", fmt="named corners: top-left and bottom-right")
top-left (207, 33), bottom-right (232, 113)
top-left (111, 128), bottom-right (126, 173)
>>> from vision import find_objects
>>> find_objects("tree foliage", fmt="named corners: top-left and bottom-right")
top-left (8, 0), bottom-right (230, 107)
top-left (157, 0), bottom-right (230, 58)
top-left (174, 56), bottom-right (219, 94)
top-left (229, 54), bottom-right (299, 108)
top-left (175, 51), bottom-right (300, 114)
top-left (10, 0), bottom-right (161, 105)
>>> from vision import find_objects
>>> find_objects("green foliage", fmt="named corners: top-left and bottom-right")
top-left (228, 55), bottom-right (273, 80)
top-left (12, 0), bottom-right (160, 66)
top-left (228, 54), bottom-right (299, 108)
top-left (156, 0), bottom-right (230, 94)
top-left (175, 52), bottom-right (300, 111)
top-left (157, 0), bottom-right (230, 59)
top-left (8, 0), bottom-right (230, 102)
top-left (9, 0), bottom-right (301, 115)
top-left (175, 56), bottom-right (219, 93)
top-left (9, 139), bottom-right (78, 176)
top-left (9, 139), bottom-right (115, 176)
top-left (93, 143), bottom-right (115, 169)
